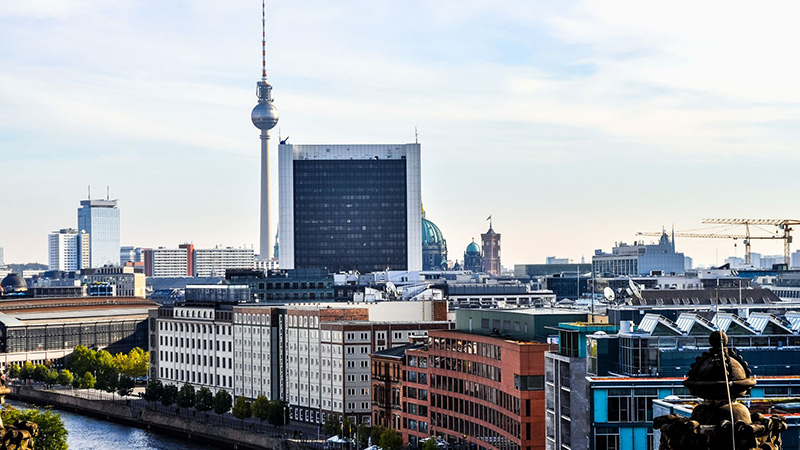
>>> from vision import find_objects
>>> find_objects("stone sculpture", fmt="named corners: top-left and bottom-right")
top-left (654, 331), bottom-right (787, 450)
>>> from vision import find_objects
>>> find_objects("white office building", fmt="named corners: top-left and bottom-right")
top-left (48, 228), bottom-right (89, 272)
top-left (194, 247), bottom-right (255, 277)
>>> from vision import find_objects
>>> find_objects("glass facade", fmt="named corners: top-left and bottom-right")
top-left (292, 159), bottom-right (408, 273)
top-left (78, 200), bottom-right (120, 268)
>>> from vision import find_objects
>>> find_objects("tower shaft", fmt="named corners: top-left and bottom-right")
top-left (260, 130), bottom-right (271, 259)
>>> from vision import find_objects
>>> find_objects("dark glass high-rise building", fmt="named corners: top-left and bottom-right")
top-left (278, 144), bottom-right (422, 273)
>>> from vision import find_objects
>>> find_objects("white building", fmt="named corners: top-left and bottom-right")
top-left (144, 246), bottom-right (192, 278)
top-left (151, 304), bottom-right (235, 393)
top-left (278, 143), bottom-right (422, 273)
top-left (194, 247), bottom-right (255, 277)
top-left (48, 228), bottom-right (89, 272)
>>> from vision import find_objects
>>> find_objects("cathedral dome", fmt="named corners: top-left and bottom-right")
top-left (465, 240), bottom-right (480, 255)
top-left (422, 218), bottom-right (445, 247)
top-left (1, 273), bottom-right (27, 294)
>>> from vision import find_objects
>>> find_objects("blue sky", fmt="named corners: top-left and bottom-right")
top-left (2, 0), bottom-right (799, 267)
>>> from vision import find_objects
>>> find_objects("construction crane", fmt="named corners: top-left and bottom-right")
top-left (702, 219), bottom-right (800, 266)
top-left (635, 231), bottom-right (782, 265)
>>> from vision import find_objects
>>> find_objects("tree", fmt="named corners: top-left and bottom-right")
top-left (80, 372), bottom-right (95, 389)
top-left (43, 369), bottom-right (59, 388)
top-left (213, 389), bottom-right (232, 416)
top-left (161, 384), bottom-right (178, 407)
top-left (370, 426), bottom-right (387, 446)
top-left (33, 364), bottom-right (50, 383)
top-left (143, 379), bottom-right (163, 403)
top-left (266, 400), bottom-right (288, 427)
top-left (1, 405), bottom-right (68, 450)
top-left (95, 370), bottom-right (117, 394)
top-left (117, 376), bottom-right (134, 397)
top-left (251, 395), bottom-right (269, 424)
top-left (194, 387), bottom-right (213, 413)
top-left (379, 428), bottom-right (403, 450)
top-left (66, 345), bottom-right (97, 378)
top-left (232, 397), bottom-right (251, 422)
top-left (71, 377), bottom-right (80, 389)
top-left (325, 414), bottom-right (341, 436)
top-left (7, 364), bottom-right (20, 379)
top-left (422, 438), bottom-right (439, 450)
top-left (57, 369), bottom-right (73, 387)
top-left (176, 383), bottom-right (196, 408)
top-left (114, 347), bottom-right (148, 378)
top-left (19, 362), bottom-right (35, 382)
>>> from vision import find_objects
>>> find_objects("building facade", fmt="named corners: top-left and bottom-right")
top-left (194, 247), bottom-right (255, 277)
top-left (144, 246), bottom-right (192, 277)
top-left (48, 228), bottom-right (89, 272)
top-left (77, 199), bottom-right (120, 268)
top-left (83, 265), bottom-right (146, 298)
top-left (592, 231), bottom-right (685, 276)
top-left (278, 143), bottom-right (422, 273)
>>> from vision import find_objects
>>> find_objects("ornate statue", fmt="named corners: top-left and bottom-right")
top-left (654, 331), bottom-right (787, 450)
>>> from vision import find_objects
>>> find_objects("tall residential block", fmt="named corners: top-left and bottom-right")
top-left (48, 228), bottom-right (90, 272)
top-left (77, 199), bottom-right (120, 268)
top-left (279, 143), bottom-right (422, 273)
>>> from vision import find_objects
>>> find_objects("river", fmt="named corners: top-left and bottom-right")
top-left (5, 399), bottom-right (221, 449)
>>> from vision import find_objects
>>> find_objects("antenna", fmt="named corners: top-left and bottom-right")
top-left (261, 0), bottom-right (267, 81)
top-left (603, 287), bottom-right (615, 302)
top-left (106, 185), bottom-right (110, 200)
top-left (415, 127), bottom-right (418, 144)
top-left (87, 185), bottom-right (91, 200)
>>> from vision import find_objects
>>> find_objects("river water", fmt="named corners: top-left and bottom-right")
top-left (6, 399), bottom-right (221, 449)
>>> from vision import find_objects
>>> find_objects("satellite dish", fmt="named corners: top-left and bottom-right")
top-left (628, 277), bottom-right (643, 302)
top-left (603, 287), bottom-right (615, 302)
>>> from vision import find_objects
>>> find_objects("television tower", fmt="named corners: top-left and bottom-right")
top-left (252, 0), bottom-right (279, 260)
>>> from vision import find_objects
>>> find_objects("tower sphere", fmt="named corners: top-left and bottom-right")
top-left (252, 101), bottom-right (279, 131)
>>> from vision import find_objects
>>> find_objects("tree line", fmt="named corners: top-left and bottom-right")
top-left (323, 415), bottom-right (404, 450)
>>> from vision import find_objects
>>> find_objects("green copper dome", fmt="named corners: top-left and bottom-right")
top-left (465, 240), bottom-right (480, 255)
top-left (422, 217), bottom-right (445, 247)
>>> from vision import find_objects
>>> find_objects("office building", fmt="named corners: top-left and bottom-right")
top-left (77, 199), bottom-right (120, 268)
top-left (144, 245), bottom-right (193, 277)
top-left (83, 265), bottom-right (146, 298)
top-left (278, 143), bottom-right (422, 273)
top-left (48, 228), bottom-right (89, 272)
top-left (592, 231), bottom-right (685, 276)
top-left (194, 247), bottom-right (255, 277)
top-left (120, 246), bottom-right (144, 264)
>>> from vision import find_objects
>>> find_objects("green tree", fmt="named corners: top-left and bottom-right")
top-left (43, 368), bottom-right (59, 388)
top-left (115, 347), bottom-right (148, 378)
top-left (213, 389), bottom-right (232, 416)
top-left (266, 400), bottom-right (288, 427)
top-left (422, 437), bottom-right (439, 450)
top-left (379, 428), bottom-right (403, 450)
top-left (71, 377), bottom-right (80, 389)
top-left (161, 384), bottom-right (178, 407)
top-left (1, 405), bottom-right (68, 450)
top-left (325, 414), bottom-right (341, 436)
top-left (95, 370), bottom-right (118, 394)
top-left (80, 372), bottom-right (96, 389)
top-left (251, 395), bottom-right (269, 424)
top-left (33, 364), bottom-right (50, 383)
top-left (143, 379), bottom-right (163, 403)
top-left (117, 376), bottom-right (134, 397)
top-left (66, 345), bottom-right (97, 378)
top-left (8, 364), bottom-right (20, 379)
top-left (19, 362), bottom-right (35, 382)
top-left (231, 397), bottom-right (251, 422)
top-left (194, 387), bottom-right (213, 413)
top-left (370, 426), bottom-right (387, 446)
top-left (176, 383), bottom-right (196, 408)
top-left (57, 369), bottom-right (73, 387)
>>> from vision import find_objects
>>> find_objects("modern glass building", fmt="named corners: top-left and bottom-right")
top-left (278, 144), bottom-right (422, 273)
top-left (77, 199), bottom-right (120, 268)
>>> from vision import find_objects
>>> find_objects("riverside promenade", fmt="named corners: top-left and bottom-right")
top-left (9, 384), bottom-right (324, 450)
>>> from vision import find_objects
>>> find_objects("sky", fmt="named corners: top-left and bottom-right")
top-left (2, 0), bottom-right (800, 268)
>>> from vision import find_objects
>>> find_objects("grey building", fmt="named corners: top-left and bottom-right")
top-left (592, 231), bottom-right (685, 276)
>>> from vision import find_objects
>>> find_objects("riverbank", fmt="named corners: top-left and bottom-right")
top-left (9, 385), bottom-right (307, 450)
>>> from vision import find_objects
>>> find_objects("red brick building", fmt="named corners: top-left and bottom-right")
top-left (372, 329), bottom-right (554, 450)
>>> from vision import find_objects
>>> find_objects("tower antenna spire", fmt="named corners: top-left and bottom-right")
top-left (261, 0), bottom-right (267, 81)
